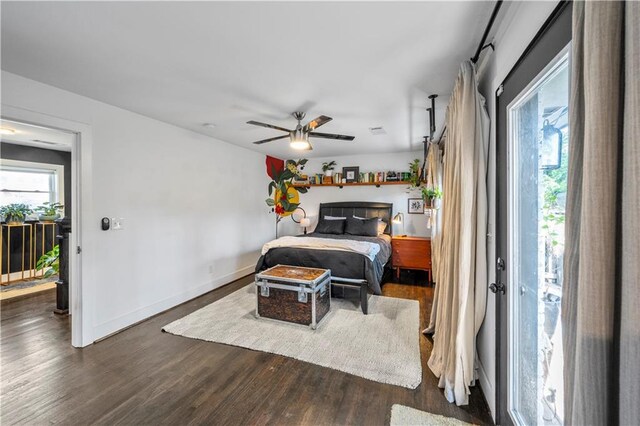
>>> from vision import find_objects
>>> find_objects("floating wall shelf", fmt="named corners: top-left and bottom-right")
top-left (291, 181), bottom-right (418, 189)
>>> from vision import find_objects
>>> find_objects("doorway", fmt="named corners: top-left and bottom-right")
top-left (494, 3), bottom-right (572, 426)
top-left (1, 117), bottom-right (81, 343)
top-left (1, 120), bottom-right (73, 299)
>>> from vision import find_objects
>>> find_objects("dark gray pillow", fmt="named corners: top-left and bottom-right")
top-left (345, 217), bottom-right (379, 237)
top-left (315, 218), bottom-right (346, 234)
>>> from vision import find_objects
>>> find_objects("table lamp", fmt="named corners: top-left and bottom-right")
top-left (299, 217), bottom-right (311, 234)
top-left (392, 212), bottom-right (406, 236)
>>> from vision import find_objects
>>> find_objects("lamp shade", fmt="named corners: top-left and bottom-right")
top-left (392, 212), bottom-right (403, 224)
top-left (300, 218), bottom-right (311, 227)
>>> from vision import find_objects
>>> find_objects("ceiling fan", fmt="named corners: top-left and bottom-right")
top-left (247, 112), bottom-right (355, 150)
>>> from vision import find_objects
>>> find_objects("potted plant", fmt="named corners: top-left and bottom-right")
top-left (0, 203), bottom-right (33, 225)
top-left (322, 160), bottom-right (337, 177)
top-left (36, 202), bottom-right (64, 222)
top-left (408, 159), bottom-right (422, 188)
top-left (421, 186), bottom-right (442, 208)
top-left (36, 244), bottom-right (59, 278)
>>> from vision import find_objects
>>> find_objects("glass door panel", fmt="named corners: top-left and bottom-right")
top-left (507, 51), bottom-right (569, 426)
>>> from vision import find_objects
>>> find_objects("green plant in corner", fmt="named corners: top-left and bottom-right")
top-left (0, 203), bottom-right (33, 224)
top-left (36, 244), bottom-right (60, 278)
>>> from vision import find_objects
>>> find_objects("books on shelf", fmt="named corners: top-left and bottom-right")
top-left (292, 170), bottom-right (414, 185)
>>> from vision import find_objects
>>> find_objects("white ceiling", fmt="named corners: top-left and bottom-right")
top-left (1, 1), bottom-right (494, 159)
top-left (1, 119), bottom-right (74, 152)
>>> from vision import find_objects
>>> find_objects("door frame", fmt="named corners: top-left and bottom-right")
top-left (2, 105), bottom-right (94, 347)
top-left (494, 2), bottom-right (572, 425)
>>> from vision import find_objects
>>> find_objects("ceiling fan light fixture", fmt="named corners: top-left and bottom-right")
top-left (289, 127), bottom-right (311, 150)
top-left (290, 138), bottom-right (311, 150)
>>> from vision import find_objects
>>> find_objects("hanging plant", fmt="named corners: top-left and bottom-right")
top-left (421, 186), bottom-right (442, 208)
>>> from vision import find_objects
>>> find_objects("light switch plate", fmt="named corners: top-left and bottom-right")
top-left (112, 217), bottom-right (124, 230)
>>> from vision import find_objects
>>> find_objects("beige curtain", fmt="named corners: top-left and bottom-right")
top-left (562, 1), bottom-right (639, 425)
top-left (425, 142), bottom-right (443, 332)
top-left (425, 141), bottom-right (443, 263)
top-left (426, 61), bottom-right (489, 406)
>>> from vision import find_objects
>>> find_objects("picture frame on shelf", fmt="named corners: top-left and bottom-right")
top-left (342, 166), bottom-right (359, 183)
top-left (408, 198), bottom-right (425, 214)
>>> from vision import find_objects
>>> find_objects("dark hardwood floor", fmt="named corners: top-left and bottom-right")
top-left (1, 272), bottom-right (493, 425)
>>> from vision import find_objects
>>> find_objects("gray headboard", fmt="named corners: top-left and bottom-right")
top-left (318, 202), bottom-right (394, 235)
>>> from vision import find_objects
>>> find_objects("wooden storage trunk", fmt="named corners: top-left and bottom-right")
top-left (255, 265), bottom-right (331, 329)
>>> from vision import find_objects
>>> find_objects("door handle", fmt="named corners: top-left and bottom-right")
top-left (489, 282), bottom-right (506, 294)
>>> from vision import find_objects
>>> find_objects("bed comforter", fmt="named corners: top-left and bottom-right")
top-left (255, 232), bottom-right (391, 294)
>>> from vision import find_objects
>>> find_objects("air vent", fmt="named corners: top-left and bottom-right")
top-left (369, 126), bottom-right (386, 135)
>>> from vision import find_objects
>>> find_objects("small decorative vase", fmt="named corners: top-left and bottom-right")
top-left (325, 170), bottom-right (333, 177)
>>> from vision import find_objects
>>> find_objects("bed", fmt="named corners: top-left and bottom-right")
top-left (255, 202), bottom-right (393, 313)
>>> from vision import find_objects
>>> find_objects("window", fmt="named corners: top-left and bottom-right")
top-left (0, 159), bottom-right (64, 212)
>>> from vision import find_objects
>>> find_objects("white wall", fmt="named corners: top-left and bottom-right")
top-left (276, 151), bottom-right (432, 238)
top-left (1, 71), bottom-right (273, 345)
top-left (475, 1), bottom-right (559, 420)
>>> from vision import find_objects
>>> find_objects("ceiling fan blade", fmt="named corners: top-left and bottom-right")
top-left (303, 115), bottom-right (332, 132)
top-left (252, 134), bottom-right (290, 145)
top-left (246, 120), bottom-right (292, 133)
top-left (309, 132), bottom-right (355, 141)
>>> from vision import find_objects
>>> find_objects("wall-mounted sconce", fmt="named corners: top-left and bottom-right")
top-left (541, 119), bottom-right (563, 170)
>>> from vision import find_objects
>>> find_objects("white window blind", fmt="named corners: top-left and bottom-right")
top-left (0, 161), bottom-right (63, 209)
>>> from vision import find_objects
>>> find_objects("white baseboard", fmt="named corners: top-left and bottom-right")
top-left (91, 265), bottom-right (254, 343)
top-left (476, 356), bottom-right (496, 422)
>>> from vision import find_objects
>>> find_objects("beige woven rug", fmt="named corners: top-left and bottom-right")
top-left (163, 284), bottom-right (422, 389)
top-left (390, 404), bottom-right (474, 425)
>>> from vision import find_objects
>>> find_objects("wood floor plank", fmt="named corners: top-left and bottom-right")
top-left (1, 273), bottom-right (493, 425)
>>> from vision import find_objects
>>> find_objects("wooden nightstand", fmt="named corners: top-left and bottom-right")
top-left (391, 236), bottom-right (432, 284)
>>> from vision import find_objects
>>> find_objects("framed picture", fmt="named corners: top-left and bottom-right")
top-left (342, 166), bottom-right (359, 183)
top-left (408, 198), bottom-right (425, 214)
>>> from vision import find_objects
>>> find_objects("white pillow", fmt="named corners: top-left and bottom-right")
top-left (324, 215), bottom-right (347, 220)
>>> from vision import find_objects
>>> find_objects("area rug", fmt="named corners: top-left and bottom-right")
top-left (0, 275), bottom-right (58, 292)
top-left (163, 284), bottom-right (422, 389)
top-left (390, 404), bottom-right (474, 426)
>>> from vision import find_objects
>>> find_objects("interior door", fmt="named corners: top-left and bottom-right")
top-left (494, 3), bottom-right (572, 425)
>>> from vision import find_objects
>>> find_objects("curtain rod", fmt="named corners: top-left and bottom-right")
top-left (471, 0), bottom-right (503, 64)
top-left (437, 125), bottom-right (447, 145)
